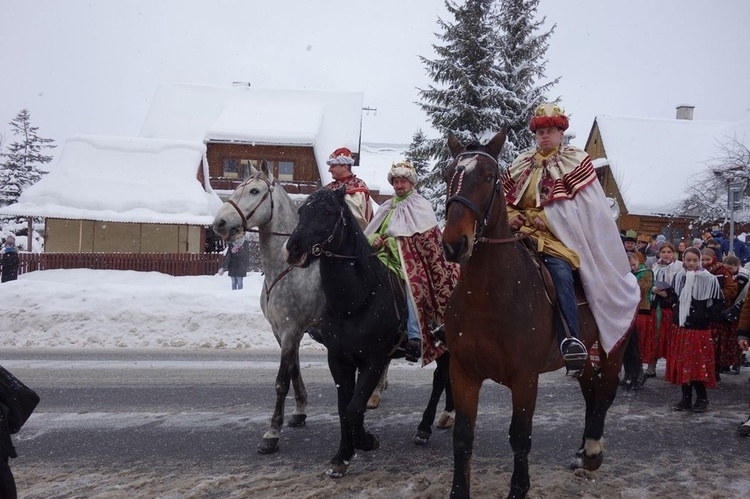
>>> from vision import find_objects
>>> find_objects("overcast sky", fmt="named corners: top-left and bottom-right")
top-left (1, 0), bottom-right (749, 161)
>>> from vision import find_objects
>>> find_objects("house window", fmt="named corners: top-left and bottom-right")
top-left (240, 159), bottom-right (258, 179)
top-left (278, 161), bottom-right (295, 181)
top-left (223, 158), bottom-right (239, 178)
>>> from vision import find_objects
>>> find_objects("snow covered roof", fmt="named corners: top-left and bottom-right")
top-left (0, 135), bottom-right (222, 224)
top-left (139, 82), bottom-right (364, 186)
top-left (593, 115), bottom-right (750, 216)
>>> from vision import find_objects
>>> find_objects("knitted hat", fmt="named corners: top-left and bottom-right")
top-left (326, 147), bottom-right (355, 166)
top-left (623, 236), bottom-right (636, 243)
top-left (387, 161), bottom-right (418, 186)
top-left (529, 103), bottom-right (569, 132)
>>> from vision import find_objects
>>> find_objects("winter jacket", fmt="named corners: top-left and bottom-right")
top-left (720, 238), bottom-right (750, 265)
top-left (221, 239), bottom-right (251, 277)
top-left (0, 247), bottom-right (19, 283)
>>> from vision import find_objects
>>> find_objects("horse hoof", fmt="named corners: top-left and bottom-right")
top-left (287, 414), bottom-right (307, 427)
top-left (326, 461), bottom-right (349, 478)
top-left (413, 430), bottom-right (431, 445)
top-left (436, 412), bottom-right (455, 429)
top-left (582, 452), bottom-right (604, 471)
top-left (257, 437), bottom-right (280, 454)
top-left (363, 432), bottom-right (380, 451)
top-left (367, 394), bottom-right (381, 409)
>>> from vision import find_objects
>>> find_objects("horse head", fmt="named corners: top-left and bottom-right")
top-left (285, 186), bottom-right (352, 268)
top-left (213, 159), bottom-right (276, 242)
top-left (442, 130), bottom-right (508, 263)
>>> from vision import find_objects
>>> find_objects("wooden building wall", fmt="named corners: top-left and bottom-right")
top-left (44, 218), bottom-right (205, 254)
top-left (205, 142), bottom-right (321, 193)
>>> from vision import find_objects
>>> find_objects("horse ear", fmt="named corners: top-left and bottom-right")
top-left (447, 131), bottom-right (465, 158)
top-left (485, 130), bottom-right (507, 159)
top-left (259, 159), bottom-right (273, 179)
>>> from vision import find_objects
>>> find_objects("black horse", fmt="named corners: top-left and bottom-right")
top-left (285, 186), bottom-right (453, 474)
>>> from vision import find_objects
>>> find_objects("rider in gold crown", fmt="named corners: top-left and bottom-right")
top-left (503, 103), bottom-right (639, 376)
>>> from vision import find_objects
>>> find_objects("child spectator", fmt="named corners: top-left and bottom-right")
top-left (648, 242), bottom-right (683, 377)
top-left (661, 247), bottom-right (724, 412)
top-left (702, 248), bottom-right (738, 381)
top-left (629, 252), bottom-right (655, 379)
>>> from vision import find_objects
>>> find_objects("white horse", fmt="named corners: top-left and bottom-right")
top-left (212, 160), bottom-right (387, 454)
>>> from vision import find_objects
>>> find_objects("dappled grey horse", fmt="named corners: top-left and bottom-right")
top-left (212, 160), bottom-right (388, 453)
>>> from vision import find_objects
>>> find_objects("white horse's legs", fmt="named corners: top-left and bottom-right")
top-left (367, 360), bottom-right (390, 409)
top-left (258, 331), bottom-right (307, 453)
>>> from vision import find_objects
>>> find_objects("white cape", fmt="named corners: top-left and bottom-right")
top-left (544, 180), bottom-right (639, 353)
top-left (364, 191), bottom-right (438, 238)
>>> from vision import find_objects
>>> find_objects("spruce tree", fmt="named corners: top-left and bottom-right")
top-left (0, 109), bottom-right (56, 206)
top-left (416, 0), bottom-right (558, 218)
top-left (403, 129), bottom-right (432, 189)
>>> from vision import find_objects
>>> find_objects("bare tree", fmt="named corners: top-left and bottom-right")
top-left (676, 136), bottom-right (750, 223)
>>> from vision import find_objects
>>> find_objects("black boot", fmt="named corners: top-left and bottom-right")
top-left (673, 384), bottom-right (693, 411)
top-left (692, 381), bottom-right (709, 412)
top-left (560, 337), bottom-right (587, 377)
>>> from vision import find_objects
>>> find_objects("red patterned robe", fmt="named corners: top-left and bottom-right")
top-left (324, 174), bottom-right (373, 229)
top-left (365, 190), bottom-right (459, 366)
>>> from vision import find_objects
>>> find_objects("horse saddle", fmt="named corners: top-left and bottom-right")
top-left (518, 236), bottom-right (556, 304)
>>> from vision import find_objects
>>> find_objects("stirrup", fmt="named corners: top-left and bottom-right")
top-left (560, 337), bottom-right (587, 377)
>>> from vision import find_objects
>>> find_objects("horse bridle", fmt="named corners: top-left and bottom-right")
top-left (226, 176), bottom-right (278, 235)
top-left (446, 151), bottom-right (503, 238)
top-left (310, 207), bottom-right (351, 258)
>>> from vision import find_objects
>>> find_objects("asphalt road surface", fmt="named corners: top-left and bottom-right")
top-left (2, 348), bottom-right (750, 498)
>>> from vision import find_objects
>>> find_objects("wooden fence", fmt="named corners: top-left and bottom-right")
top-left (17, 250), bottom-right (261, 277)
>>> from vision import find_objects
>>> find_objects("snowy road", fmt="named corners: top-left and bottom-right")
top-left (4, 348), bottom-right (750, 498)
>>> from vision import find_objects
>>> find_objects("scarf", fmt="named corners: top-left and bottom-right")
top-left (230, 238), bottom-right (245, 254)
top-left (653, 259), bottom-right (683, 284)
top-left (673, 268), bottom-right (722, 326)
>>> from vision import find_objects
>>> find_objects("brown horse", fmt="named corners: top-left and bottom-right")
top-left (442, 131), bottom-right (632, 499)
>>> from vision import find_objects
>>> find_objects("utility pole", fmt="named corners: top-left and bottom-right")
top-left (727, 180), bottom-right (746, 256)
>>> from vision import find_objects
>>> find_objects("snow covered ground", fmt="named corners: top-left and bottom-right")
top-left (0, 268), bottom-right (323, 351)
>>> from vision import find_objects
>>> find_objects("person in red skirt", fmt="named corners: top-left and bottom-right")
top-left (701, 248), bottom-right (738, 381)
top-left (648, 242), bottom-right (683, 377)
top-left (722, 255), bottom-right (748, 375)
top-left (628, 252), bottom-right (655, 375)
top-left (733, 296), bottom-right (750, 434)
top-left (660, 247), bottom-right (725, 412)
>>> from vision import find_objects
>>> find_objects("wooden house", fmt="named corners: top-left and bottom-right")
top-left (584, 106), bottom-right (750, 242)
top-left (0, 135), bottom-right (222, 256)
top-left (139, 83), bottom-right (375, 199)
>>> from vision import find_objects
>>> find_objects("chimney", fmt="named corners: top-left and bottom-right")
top-left (676, 104), bottom-right (694, 120)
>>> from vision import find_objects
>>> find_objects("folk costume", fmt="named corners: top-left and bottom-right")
top-left (324, 147), bottom-right (373, 230)
top-left (651, 257), bottom-right (683, 361)
top-left (365, 162), bottom-right (459, 366)
top-left (704, 256), bottom-right (741, 373)
top-left (502, 103), bottom-right (639, 357)
top-left (633, 263), bottom-right (657, 364)
top-left (667, 265), bottom-right (724, 410)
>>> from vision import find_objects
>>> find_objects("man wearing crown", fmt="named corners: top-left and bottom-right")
top-left (324, 147), bottom-right (373, 229)
top-left (503, 103), bottom-right (639, 376)
top-left (365, 161), bottom-right (459, 365)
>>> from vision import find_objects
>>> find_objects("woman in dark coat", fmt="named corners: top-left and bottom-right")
top-left (219, 236), bottom-right (251, 290)
top-left (1, 236), bottom-right (19, 283)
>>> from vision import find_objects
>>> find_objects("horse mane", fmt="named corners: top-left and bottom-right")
top-left (304, 188), bottom-right (374, 258)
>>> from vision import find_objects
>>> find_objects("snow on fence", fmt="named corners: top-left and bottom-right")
top-left (17, 252), bottom-right (239, 277)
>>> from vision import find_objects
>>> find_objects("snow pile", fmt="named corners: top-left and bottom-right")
top-left (0, 269), bottom-right (322, 350)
